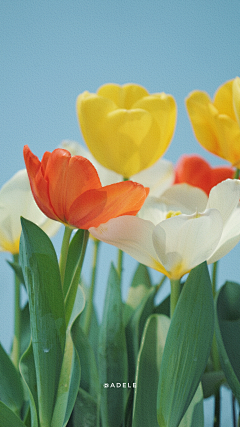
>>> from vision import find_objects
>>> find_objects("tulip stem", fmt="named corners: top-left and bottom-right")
top-left (59, 226), bottom-right (73, 285)
top-left (12, 254), bottom-right (21, 370)
top-left (211, 261), bottom-right (218, 298)
top-left (83, 239), bottom-right (101, 336)
top-left (64, 229), bottom-right (89, 326)
top-left (117, 249), bottom-right (124, 284)
top-left (234, 168), bottom-right (240, 179)
top-left (170, 279), bottom-right (181, 318)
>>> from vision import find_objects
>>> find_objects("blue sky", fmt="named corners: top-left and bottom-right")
top-left (0, 2), bottom-right (240, 422)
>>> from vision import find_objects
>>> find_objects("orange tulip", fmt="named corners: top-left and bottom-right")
top-left (23, 146), bottom-right (149, 229)
top-left (174, 154), bottom-right (234, 195)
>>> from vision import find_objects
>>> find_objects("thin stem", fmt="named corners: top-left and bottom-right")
top-left (59, 226), bottom-right (73, 285)
top-left (212, 261), bottom-right (218, 299)
top-left (156, 274), bottom-right (167, 292)
top-left (117, 249), bottom-right (124, 284)
top-left (234, 168), bottom-right (240, 179)
top-left (232, 394), bottom-right (237, 427)
top-left (170, 279), bottom-right (181, 318)
top-left (64, 229), bottom-right (89, 327)
top-left (12, 254), bottom-right (21, 369)
top-left (213, 388), bottom-right (220, 427)
top-left (83, 239), bottom-right (101, 336)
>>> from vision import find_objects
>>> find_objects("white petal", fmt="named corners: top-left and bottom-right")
top-left (89, 216), bottom-right (167, 274)
top-left (207, 205), bottom-right (240, 263)
top-left (132, 157), bottom-right (174, 196)
top-left (160, 183), bottom-right (208, 213)
top-left (138, 184), bottom-right (208, 225)
top-left (207, 179), bottom-right (240, 225)
top-left (152, 210), bottom-right (223, 279)
top-left (0, 169), bottom-right (61, 252)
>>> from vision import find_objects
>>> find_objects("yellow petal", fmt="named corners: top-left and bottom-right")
top-left (186, 91), bottom-right (221, 155)
top-left (97, 83), bottom-right (149, 109)
top-left (213, 79), bottom-right (236, 120)
top-left (232, 77), bottom-right (240, 127)
top-left (77, 84), bottom-right (177, 178)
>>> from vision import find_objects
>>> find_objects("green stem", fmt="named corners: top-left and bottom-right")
top-left (212, 261), bottom-right (218, 299)
top-left (213, 388), bottom-right (220, 427)
top-left (117, 249), bottom-right (124, 283)
top-left (12, 254), bottom-right (21, 370)
top-left (170, 279), bottom-right (181, 318)
top-left (64, 229), bottom-right (89, 326)
top-left (83, 239), bottom-right (101, 336)
top-left (234, 168), bottom-right (240, 179)
top-left (232, 394), bottom-right (237, 427)
top-left (156, 275), bottom-right (167, 292)
top-left (59, 226), bottom-right (73, 285)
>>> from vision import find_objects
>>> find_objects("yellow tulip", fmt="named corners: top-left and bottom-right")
top-left (76, 83), bottom-right (177, 178)
top-left (186, 77), bottom-right (240, 167)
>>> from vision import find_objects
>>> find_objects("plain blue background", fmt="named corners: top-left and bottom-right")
top-left (1, 1), bottom-right (240, 424)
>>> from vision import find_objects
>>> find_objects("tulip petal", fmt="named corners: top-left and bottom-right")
top-left (89, 216), bottom-right (167, 275)
top-left (0, 169), bottom-right (61, 253)
top-left (132, 157), bottom-right (174, 197)
top-left (97, 83), bottom-right (149, 109)
top-left (152, 210), bottom-right (223, 279)
top-left (233, 77), bottom-right (240, 127)
top-left (207, 206), bottom-right (240, 264)
top-left (206, 179), bottom-right (240, 225)
top-left (214, 79), bottom-right (236, 121)
top-left (69, 182), bottom-right (149, 229)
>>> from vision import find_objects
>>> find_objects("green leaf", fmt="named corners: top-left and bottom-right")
top-left (71, 317), bottom-right (100, 400)
top-left (0, 344), bottom-right (24, 414)
top-left (20, 343), bottom-right (39, 427)
top-left (20, 303), bottom-right (31, 357)
top-left (71, 388), bottom-right (99, 427)
top-left (98, 263), bottom-right (128, 427)
top-left (125, 286), bottom-right (156, 383)
top-left (63, 229), bottom-right (85, 298)
top-left (64, 230), bottom-right (89, 326)
top-left (132, 314), bottom-right (170, 427)
top-left (7, 261), bottom-right (25, 287)
top-left (178, 384), bottom-right (204, 427)
top-left (51, 331), bottom-right (81, 427)
top-left (215, 281), bottom-right (240, 403)
top-left (154, 294), bottom-right (170, 317)
top-left (124, 263), bottom-right (152, 325)
top-left (0, 401), bottom-right (26, 427)
top-left (201, 371), bottom-right (225, 398)
top-left (157, 262), bottom-right (214, 427)
top-left (19, 217), bottom-right (66, 427)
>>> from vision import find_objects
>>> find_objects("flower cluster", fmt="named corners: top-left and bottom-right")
top-left (1, 79), bottom-right (240, 427)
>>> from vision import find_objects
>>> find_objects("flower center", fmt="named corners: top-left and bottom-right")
top-left (165, 210), bottom-right (182, 219)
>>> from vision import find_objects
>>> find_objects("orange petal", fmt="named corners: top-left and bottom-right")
top-left (68, 181), bottom-right (149, 229)
top-left (23, 146), bottom-right (58, 220)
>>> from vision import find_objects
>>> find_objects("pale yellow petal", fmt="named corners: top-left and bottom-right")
top-left (232, 77), bottom-right (240, 127)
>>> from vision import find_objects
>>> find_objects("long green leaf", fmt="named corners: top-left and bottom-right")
top-left (71, 388), bottom-right (99, 427)
top-left (0, 344), bottom-right (24, 415)
top-left (19, 217), bottom-right (66, 427)
top-left (215, 281), bottom-right (240, 403)
top-left (157, 262), bottom-right (214, 427)
top-left (124, 263), bottom-right (152, 325)
top-left (0, 401), bottom-right (26, 427)
top-left (132, 314), bottom-right (170, 427)
top-left (178, 384), bottom-right (204, 427)
top-left (98, 263), bottom-right (128, 427)
top-left (20, 343), bottom-right (39, 427)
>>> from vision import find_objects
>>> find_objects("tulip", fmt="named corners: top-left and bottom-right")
top-left (174, 154), bottom-right (234, 195)
top-left (61, 140), bottom-right (174, 196)
top-left (23, 145), bottom-right (149, 230)
top-left (76, 83), bottom-right (177, 178)
top-left (90, 180), bottom-right (240, 279)
top-left (186, 77), bottom-right (240, 167)
top-left (0, 169), bottom-right (61, 254)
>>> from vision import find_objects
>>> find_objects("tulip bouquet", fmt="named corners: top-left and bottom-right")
top-left (1, 79), bottom-right (240, 427)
